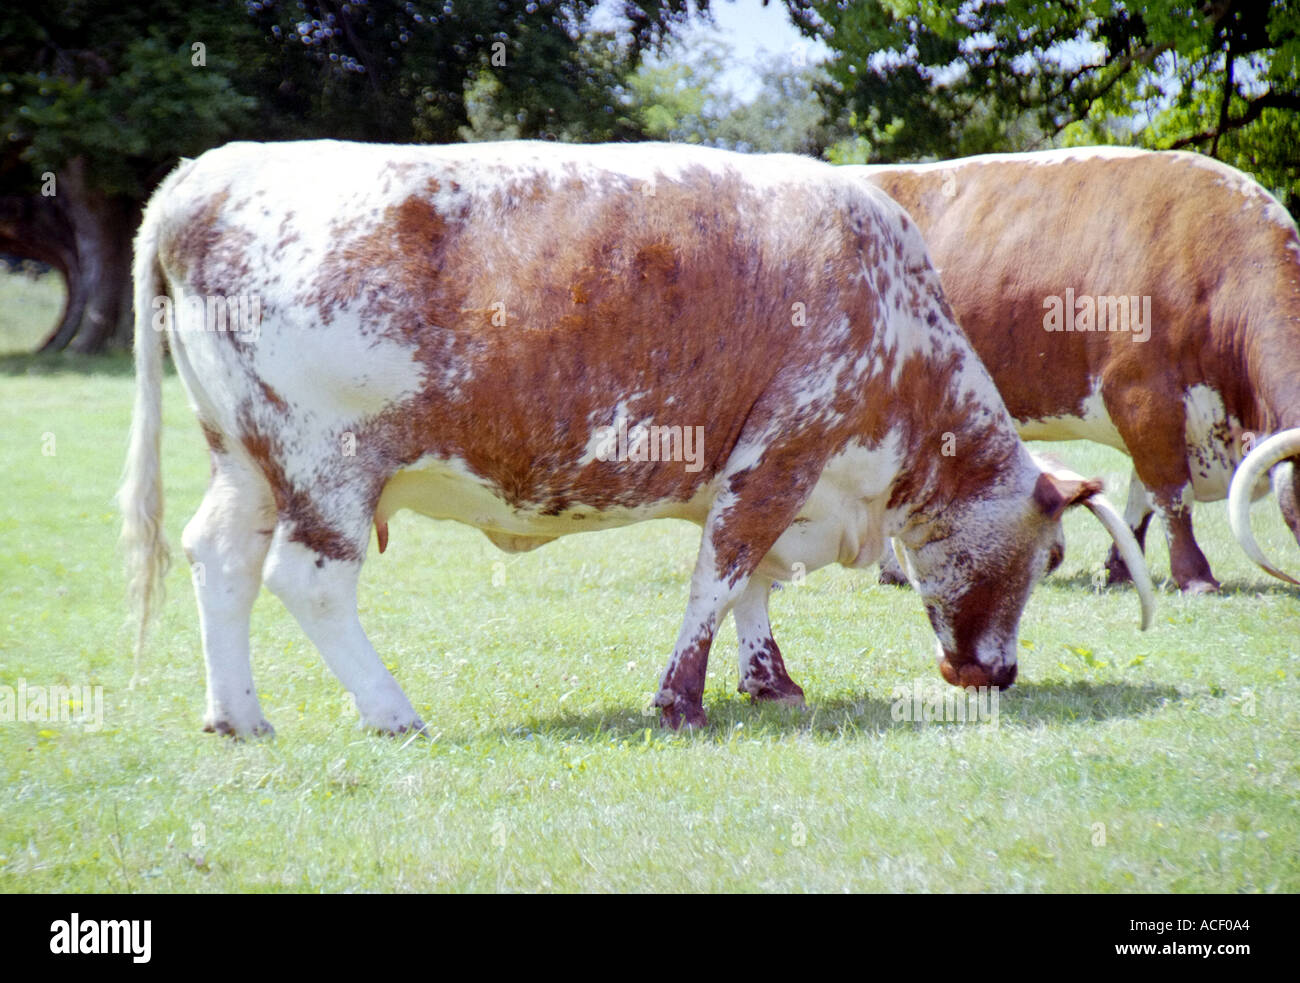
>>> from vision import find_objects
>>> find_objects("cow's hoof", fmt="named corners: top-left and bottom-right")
top-left (1179, 578), bottom-right (1220, 595)
top-left (877, 568), bottom-right (909, 587)
top-left (1104, 558), bottom-right (1133, 586)
top-left (743, 680), bottom-right (807, 708)
top-left (203, 715), bottom-right (274, 740)
top-left (354, 685), bottom-right (423, 734)
top-left (660, 704), bottom-right (708, 730)
top-left (360, 709), bottom-right (425, 736)
top-left (655, 689), bottom-right (707, 730)
top-left (372, 717), bottom-right (426, 738)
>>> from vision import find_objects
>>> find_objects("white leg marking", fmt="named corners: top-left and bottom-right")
top-left (1122, 470), bottom-right (1152, 530)
top-left (733, 578), bottom-right (806, 705)
top-left (654, 527), bottom-right (747, 726)
top-left (734, 577), bottom-right (774, 694)
top-left (261, 533), bottom-right (421, 733)
top-left (181, 458), bottom-right (276, 736)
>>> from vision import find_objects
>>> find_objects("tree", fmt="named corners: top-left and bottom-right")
top-left (0, 0), bottom-right (718, 351)
top-left (709, 52), bottom-right (843, 156)
top-left (792, 0), bottom-right (1299, 211)
top-left (1, 3), bottom-right (262, 351)
top-left (241, 0), bottom-right (693, 144)
top-left (461, 30), bottom-right (649, 141)
top-left (617, 34), bottom-right (840, 155)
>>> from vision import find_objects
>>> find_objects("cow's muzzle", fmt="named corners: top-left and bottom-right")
top-left (938, 656), bottom-right (1017, 690)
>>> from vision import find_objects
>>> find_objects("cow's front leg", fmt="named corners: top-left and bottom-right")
top-left (876, 543), bottom-right (910, 586)
top-left (1108, 398), bottom-right (1219, 593)
top-left (1155, 492), bottom-right (1220, 594)
top-left (656, 439), bottom-right (820, 729)
top-left (734, 578), bottom-right (805, 706)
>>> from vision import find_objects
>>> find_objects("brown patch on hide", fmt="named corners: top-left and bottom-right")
top-left (258, 380), bottom-right (289, 413)
top-left (199, 421), bottom-right (226, 455)
top-left (239, 423), bottom-right (361, 563)
top-left (316, 165), bottom-right (907, 533)
top-left (158, 189), bottom-right (255, 317)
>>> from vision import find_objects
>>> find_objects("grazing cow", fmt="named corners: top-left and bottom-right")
top-left (119, 140), bottom-right (1152, 735)
top-left (857, 147), bottom-right (1300, 593)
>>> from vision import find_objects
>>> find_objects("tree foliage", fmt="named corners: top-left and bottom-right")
top-left (623, 36), bottom-right (838, 154)
top-left (3, 0), bottom-right (1296, 352)
top-left (0, 0), bottom-right (715, 350)
top-left (793, 0), bottom-right (1299, 209)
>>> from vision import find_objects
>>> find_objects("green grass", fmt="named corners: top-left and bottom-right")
top-left (0, 269), bottom-right (63, 354)
top-left (1, 348), bottom-right (1297, 892)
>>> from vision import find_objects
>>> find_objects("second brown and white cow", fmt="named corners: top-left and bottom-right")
top-left (119, 140), bottom-right (1151, 735)
top-left (857, 148), bottom-right (1300, 593)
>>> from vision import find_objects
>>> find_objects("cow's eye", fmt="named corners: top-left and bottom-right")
top-left (1046, 543), bottom-right (1064, 574)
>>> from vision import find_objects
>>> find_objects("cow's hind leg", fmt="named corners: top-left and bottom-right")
top-left (261, 512), bottom-right (422, 734)
top-left (182, 451), bottom-right (276, 737)
top-left (654, 532), bottom-right (741, 730)
top-left (734, 578), bottom-right (805, 706)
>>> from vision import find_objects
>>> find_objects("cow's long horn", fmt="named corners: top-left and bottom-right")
top-left (1228, 428), bottom-right (1300, 585)
top-left (892, 537), bottom-right (916, 586)
top-left (1084, 494), bottom-right (1156, 630)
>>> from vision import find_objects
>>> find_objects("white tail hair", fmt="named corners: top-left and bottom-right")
top-left (118, 163), bottom-right (190, 678)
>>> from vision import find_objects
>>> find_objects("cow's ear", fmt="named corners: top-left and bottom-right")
top-left (1033, 471), bottom-right (1104, 521)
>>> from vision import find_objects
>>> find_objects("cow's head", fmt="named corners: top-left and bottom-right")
top-left (894, 454), bottom-right (1154, 689)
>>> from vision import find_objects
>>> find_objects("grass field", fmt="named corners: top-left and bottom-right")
top-left (0, 269), bottom-right (62, 355)
top-left (1, 310), bottom-right (1297, 891)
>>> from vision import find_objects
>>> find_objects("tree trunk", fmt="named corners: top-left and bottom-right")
top-left (57, 157), bottom-right (137, 352)
top-left (0, 156), bottom-right (137, 353)
top-left (0, 189), bottom-right (79, 347)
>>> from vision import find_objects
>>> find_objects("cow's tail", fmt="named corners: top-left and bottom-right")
top-left (118, 181), bottom-right (175, 683)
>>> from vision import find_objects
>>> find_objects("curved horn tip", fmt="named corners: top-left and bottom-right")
top-left (1229, 428), bottom-right (1300, 586)
top-left (1081, 492), bottom-right (1156, 630)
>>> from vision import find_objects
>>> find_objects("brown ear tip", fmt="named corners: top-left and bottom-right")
top-left (1033, 471), bottom-right (1105, 519)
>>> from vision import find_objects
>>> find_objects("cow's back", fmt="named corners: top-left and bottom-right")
top-left (860, 148), bottom-right (1300, 439)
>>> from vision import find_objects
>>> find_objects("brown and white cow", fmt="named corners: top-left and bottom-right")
top-left (857, 148), bottom-right (1300, 593)
top-left (119, 140), bottom-right (1152, 735)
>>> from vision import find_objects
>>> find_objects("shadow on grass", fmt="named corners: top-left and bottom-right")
top-left (1044, 570), bottom-right (1158, 592)
top-left (449, 678), bottom-right (1183, 747)
top-left (0, 351), bottom-right (145, 377)
top-left (1045, 569), bottom-right (1297, 598)
top-left (1208, 579), bottom-right (1300, 598)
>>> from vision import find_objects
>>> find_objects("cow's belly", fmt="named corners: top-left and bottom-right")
top-left (1186, 446), bottom-right (1237, 501)
top-left (377, 436), bottom-right (903, 576)
top-left (1014, 386), bottom-right (1127, 451)
top-left (1010, 383), bottom-right (1254, 503)
top-left (375, 454), bottom-right (715, 542)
